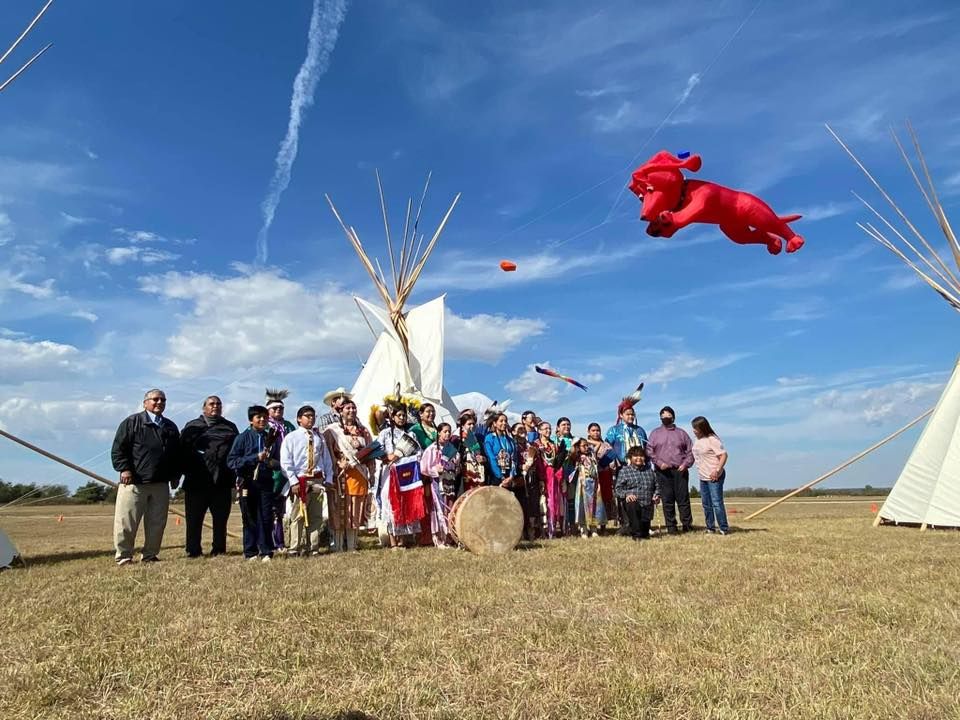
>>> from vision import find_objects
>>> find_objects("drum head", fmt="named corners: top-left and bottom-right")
top-left (0, 528), bottom-right (18, 569)
top-left (454, 486), bottom-right (523, 555)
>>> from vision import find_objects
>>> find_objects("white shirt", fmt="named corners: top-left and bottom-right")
top-left (280, 427), bottom-right (334, 495)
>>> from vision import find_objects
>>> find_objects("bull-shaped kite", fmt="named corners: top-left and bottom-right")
top-left (629, 151), bottom-right (805, 255)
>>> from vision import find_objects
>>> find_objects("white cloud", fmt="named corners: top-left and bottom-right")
top-left (445, 313), bottom-right (545, 363)
top-left (0, 338), bottom-right (82, 383)
top-left (814, 379), bottom-right (943, 425)
top-left (575, 84), bottom-right (628, 99)
top-left (256, 0), bottom-right (348, 264)
top-left (139, 269), bottom-right (545, 377)
top-left (505, 363), bottom-right (563, 405)
top-left (0, 397), bottom-right (128, 444)
top-left (112, 227), bottom-right (196, 245)
top-left (60, 211), bottom-right (96, 227)
top-left (883, 272), bottom-right (922, 291)
top-left (646, 352), bottom-right (750, 384)
top-left (0, 269), bottom-right (55, 299)
top-left (70, 309), bottom-right (99, 323)
top-left (420, 233), bottom-right (714, 291)
top-left (105, 246), bottom-right (180, 265)
top-left (788, 201), bottom-right (858, 222)
top-left (776, 375), bottom-right (813, 387)
top-left (678, 73), bottom-right (701, 103)
top-left (770, 297), bottom-right (829, 322)
top-left (0, 211), bottom-right (14, 246)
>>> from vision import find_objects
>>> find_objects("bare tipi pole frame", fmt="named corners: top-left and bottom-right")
top-left (746, 122), bottom-right (958, 524)
top-left (1, 0), bottom-right (54, 94)
top-left (325, 172), bottom-right (461, 357)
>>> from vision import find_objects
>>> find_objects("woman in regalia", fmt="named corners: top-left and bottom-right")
top-left (534, 420), bottom-right (565, 538)
top-left (419, 422), bottom-right (460, 546)
top-left (456, 411), bottom-right (486, 493)
top-left (483, 413), bottom-right (517, 490)
top-left (586, 422), bottom-right (617, 533)
top-left (512, 422), bottom-right (541, 540)
top-left (555, 417), bottom-right (577, 535)
top-left (376, 403), bottom-right (422, 549)
top-left (323, 400), bottom-right (375, 552)
top-left (410, 403), bottom-right (439, 450)
top-left (569, 438), bottom-right (605, 538)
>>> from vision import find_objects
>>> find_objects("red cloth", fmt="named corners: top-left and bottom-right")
top-left (389, 463), bottom-right (427, 526)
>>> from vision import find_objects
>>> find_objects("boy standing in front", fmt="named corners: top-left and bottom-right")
top-left (614, 445), bottom-right (660, 540)
top-left (228, 405), bottom-right (281, 562)
top-left (280, 405), bottom-right (334, 556)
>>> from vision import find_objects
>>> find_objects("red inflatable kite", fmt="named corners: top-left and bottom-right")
top-left (629, 151), bottom-right (804, 255)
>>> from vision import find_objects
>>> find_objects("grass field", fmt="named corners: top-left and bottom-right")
top-left (1, 499), bottom-right (959, 720)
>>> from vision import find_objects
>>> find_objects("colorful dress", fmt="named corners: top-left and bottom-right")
top-left (268, 417), bottom-right (295, 549)
top-left (534, 437), bottom-right (565, 538)
top-left (323, 421), bottom-right (375, 551)
top-left (587, 439), bottom-right (617, 526)
top-left (555, 434), bottom-right (577, 530)
top-left (572, 452), bottom-right (606, 532)
top-left (457, 431), bottom-right (486, 492)
top-left (376, 426), bottom-right (422, 537)
top-left (420, 441), bottom-right (460, 544)
top-left (410, 422), bottom-right (438, 450)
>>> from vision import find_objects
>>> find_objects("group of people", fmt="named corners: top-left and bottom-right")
top-left (108, 385), bottom-right (730, 565)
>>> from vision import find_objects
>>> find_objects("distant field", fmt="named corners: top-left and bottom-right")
top-left (2, 499), bottom-right (959, 720)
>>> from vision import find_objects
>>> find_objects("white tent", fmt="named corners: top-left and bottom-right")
top-left (327, 173), bottom-right (461, 429)
top-left (0, 528), bottom-right (19, 569)
top-left (876, 358), bottom-right (960, 528)
top-left (351, 295), bottom-right (459, 426)
top-left (831, 123), bottom-right (960, 530)
top-left (748, 127), bottom-right (960, 527)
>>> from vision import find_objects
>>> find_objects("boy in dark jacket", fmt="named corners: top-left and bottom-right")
top-left (614, 445), bottom-right (660, 540)
top-left (180, 395), bottom-right (239, 557)
top-left (227, 405), bottom-right (281, 561)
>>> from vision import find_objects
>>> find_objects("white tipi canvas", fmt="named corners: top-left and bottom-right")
top-left (878, 358), bottom-right (960, 528)
top-left (351, 295), bottom-right (459, 428)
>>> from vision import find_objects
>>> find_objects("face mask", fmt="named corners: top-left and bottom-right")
top-left (661, 417), bottom-right (674, 426)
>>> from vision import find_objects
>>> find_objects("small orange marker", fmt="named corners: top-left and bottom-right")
top-left (57, 514), bottom-right (64, 522)
top-left (870, 503), bottom-right (878, 514)
top-left (175, 516), bottom-right (182, 526)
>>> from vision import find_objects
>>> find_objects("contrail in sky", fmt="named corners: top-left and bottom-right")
top-left (256, 0), bottom-right (348, 264)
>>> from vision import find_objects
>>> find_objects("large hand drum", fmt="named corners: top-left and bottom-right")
top-left (449, 486), bottom-right (523, 555)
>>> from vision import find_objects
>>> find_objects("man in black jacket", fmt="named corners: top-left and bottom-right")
top-left (180, 396), bottom-right (239, 558)
top-left (110, 389), bottom-right (182, 565)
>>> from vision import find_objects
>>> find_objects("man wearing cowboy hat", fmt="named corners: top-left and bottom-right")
top-left (317, 387), bottom-right (353, 431)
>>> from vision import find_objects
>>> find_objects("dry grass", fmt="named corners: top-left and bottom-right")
top-left (1, 500), bottom-right (959, 720)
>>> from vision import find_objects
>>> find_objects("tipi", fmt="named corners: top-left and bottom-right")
top-left (831, 122), bottom-right (960, 529)
top-left (326, 173), bottom-right (461, 428)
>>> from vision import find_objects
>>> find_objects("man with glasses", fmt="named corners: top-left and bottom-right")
top-left (110, 389), bottom-right (182, 565)
top-left (180, 396), bottom-right (239, 558)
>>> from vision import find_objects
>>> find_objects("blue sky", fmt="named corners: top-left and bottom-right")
top-left (2, 0), bottom-right (959, 492)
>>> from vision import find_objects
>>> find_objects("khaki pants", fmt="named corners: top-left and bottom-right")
top-left (114, 483), bottom-right (170, 560)
top-left (288, 493), bottom-right (325, 553)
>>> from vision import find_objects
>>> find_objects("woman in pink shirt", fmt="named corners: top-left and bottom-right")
top-left (691, 416), bottom-right (729, 535)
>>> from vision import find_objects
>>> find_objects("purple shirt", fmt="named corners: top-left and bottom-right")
top-left (647, 425), bottom-right (694, 469)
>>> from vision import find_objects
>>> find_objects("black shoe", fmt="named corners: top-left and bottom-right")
top-left (141, 556), bottom-right (160, 563)
top-left (666, 528), bottom-right (680, 535)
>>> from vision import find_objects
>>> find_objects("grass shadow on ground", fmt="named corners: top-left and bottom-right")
top-left (18, 548), bottom-right (116, 566)
top-left (251, 712), bottom-right (377, 720)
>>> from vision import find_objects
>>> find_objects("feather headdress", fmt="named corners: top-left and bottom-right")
top-left (265, 387), bottom-right (289, 410)
top-left (616, 383), bottom-right (644, 422)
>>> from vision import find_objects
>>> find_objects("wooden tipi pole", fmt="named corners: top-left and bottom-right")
top-left (743, 408), bottom-right (934, 522)
top-left (0, 428), bottom-right (239, 539)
